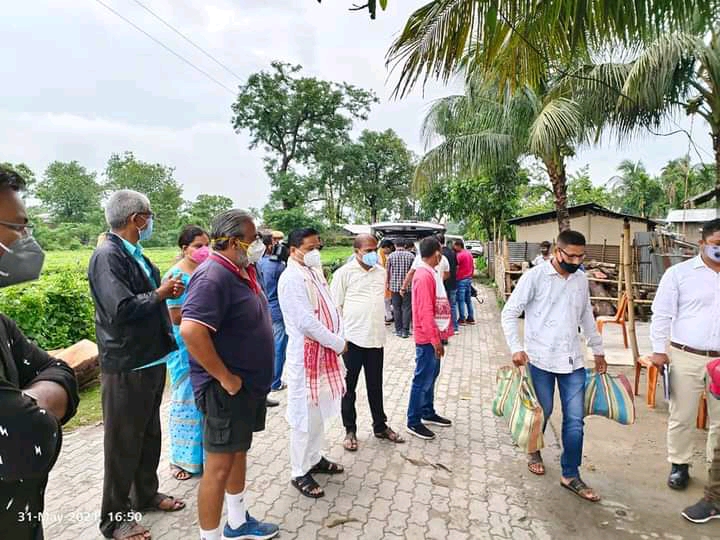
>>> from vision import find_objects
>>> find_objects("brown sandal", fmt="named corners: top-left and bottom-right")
top-left (112, 521), bottom-right (151, 539)
top-left (375, 427), bottom-right (405, 444)
top-left (170, 465), bottom-right (192, 481)
top-left (561, 477), bottom-right (601, 502)
top-left (528, 451), bottom-right (545, 475)
top-left (344, 432), bottom-right (358, 451)
top-left (141, 493), bottom-right (186, 512)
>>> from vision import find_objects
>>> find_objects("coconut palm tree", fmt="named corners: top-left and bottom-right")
top-left (417, 77), bottom-right (593, 231)
top-left (607, 160), bottom-right (665, 217)
top-left (385, 0), bottom-right (718, 97)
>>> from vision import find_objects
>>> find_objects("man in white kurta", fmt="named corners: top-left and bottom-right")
top-left (278, 228), bottom-right (347, 499)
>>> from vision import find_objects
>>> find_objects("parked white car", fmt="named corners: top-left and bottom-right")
top-left (465, 240), bottom-right (484, 257)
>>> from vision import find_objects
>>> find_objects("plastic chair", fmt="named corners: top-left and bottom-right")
top-left (597, 293), bottom-right (629, 349)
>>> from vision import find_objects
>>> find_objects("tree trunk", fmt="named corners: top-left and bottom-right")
top-left (714, 130), bottom-right (720, 209)
top-left (544, 156), bottom-right (570, 232)
top-left (371, 207), bottom-right (378, 223)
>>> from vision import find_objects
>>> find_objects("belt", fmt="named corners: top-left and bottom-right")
top-left (670, 342), bottom-right (720, 357)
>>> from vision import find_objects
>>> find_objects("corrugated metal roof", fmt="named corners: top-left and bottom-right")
top-left (665, 208), bottom-right (720, 223)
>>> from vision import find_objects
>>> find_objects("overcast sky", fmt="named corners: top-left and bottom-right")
top-left (0, 0), bottom-right (713, 212)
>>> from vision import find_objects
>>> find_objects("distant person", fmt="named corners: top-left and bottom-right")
top-left (0, 166), bottom-right (80, 540)
top-left (532, 241), bottom-right (552, 266)
top-left (438, 234), bottom-right (459, 334)
top-left (453, 240), bottom-right (475, 325)
top-left (180, 210), bottom-right (278, 540)
top-left (89, 189), bottom-right (186, 540)
top-left (650, 218), bottom-right (720, 522)
top-left (162, 225), bottom-right (210, 481)
top-left (379, 239), bottom-right (395, 325)
top-left (257, 233), bottom-right (288, 394)
top-left (331, 234), bottom-right (405, 453)
top-left (406, 237), bottom-right (453, 440)
top-left (386, 240), bottom-right (415, 338)
top-left (278, 228), bottom-right (347, 499)
top-left (501, 229), bottom-right (606, 503)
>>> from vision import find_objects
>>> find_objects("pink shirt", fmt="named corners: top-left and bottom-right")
top-left (456, 250), bottom-right (474, 280)
top-left (412, 265), bottom-right (442, 346)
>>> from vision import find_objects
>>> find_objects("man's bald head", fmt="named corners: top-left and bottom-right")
top-left (353, 234), bottom-right (378, 250)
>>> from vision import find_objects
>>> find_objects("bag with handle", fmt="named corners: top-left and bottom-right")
top-left (493, 366), bottom-right (544, 453)
top-left (584, 369), bottom-right (635, 425)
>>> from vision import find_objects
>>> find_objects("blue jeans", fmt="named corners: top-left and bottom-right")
top-left (271, 320), bottom-right (288, 390)
top-left (407, 344), bottom-right (441, 426)
top-left (446, 287), bottom-right (458, 331)
top-left (456, 278), bottom-right (474, 321)
top-left (528, 364), bottom-right (586, 478)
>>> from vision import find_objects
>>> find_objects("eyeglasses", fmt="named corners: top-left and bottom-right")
top-left (0, 220), bottom-right (33, 237)
top-left (559, 247), bottom-right (585, 261)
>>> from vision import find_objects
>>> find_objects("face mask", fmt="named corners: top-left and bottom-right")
top-left (302, 249), bottom-right (322, 268)
top-left (704, 244), bottom-right (720, 263)
top-left (247, 239), bottom-right (266, 264)
top-left (0, 236), bottom-right (45, 287)
top-left (361, 251), bottom-right (378, 267)
top-left (559, 260), bottom-right (581, 274)
top-left (138, 216), bottom-right (154, 242)
top-left (190, 245), bottom-right (209, 264)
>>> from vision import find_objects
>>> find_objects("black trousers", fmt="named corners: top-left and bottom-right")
top-left (391, 291), bottom-right (412, 333)
top-left (341, 343), bottom-right (387, 434)
top-left (100, 365), bottom-right (166, 538)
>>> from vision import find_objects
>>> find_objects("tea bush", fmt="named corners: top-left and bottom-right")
top-left (0, 270), bottom-right (95, 350)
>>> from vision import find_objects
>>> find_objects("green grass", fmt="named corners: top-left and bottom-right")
top-left (64, 384), bottom-right (102, 432)
top-left (321, 246), bottom-right (352, 264)
top-left (44, 247), bottom-right (180, 275)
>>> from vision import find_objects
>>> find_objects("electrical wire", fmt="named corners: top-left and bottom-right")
top-left (130, 0), bottom-right (244, 82)
top-left (92, 0), bottom-right (236, 95)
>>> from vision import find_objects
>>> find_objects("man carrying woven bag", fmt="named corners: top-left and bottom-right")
top-left (501, 230), bottom-right (607, 503)
top-left (492, 366), bottom-right (544, 453)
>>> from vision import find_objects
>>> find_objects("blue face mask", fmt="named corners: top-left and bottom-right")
top-left (139, 217), bottom-right (154, 242)
top-left (704, 244), bottom-right (720, 263)
top-left (361, 251), bottom-right (378, 267)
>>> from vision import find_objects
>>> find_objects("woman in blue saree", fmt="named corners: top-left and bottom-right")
top-left (164, 225), bottom-right (209, 480)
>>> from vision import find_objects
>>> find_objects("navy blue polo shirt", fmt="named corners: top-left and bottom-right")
top-left (182, 258), bottom-right (274, 400)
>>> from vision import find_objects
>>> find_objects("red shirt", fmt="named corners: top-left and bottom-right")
top-left (456, 250), bottom-right (474, 280)
top-left (412, 265), bottom-right (442, 346)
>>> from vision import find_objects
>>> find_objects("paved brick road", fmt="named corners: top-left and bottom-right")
top-left (41, 287), bottom-right (714, 539)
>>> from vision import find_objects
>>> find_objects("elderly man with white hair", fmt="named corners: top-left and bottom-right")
top-left (88, 189), bottom-right (187, 540)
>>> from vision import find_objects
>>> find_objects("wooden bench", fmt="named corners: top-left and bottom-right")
top-left (635, 355), bottom-right (708, 428)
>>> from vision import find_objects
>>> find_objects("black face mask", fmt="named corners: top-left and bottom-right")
top-left (559, 260), bottom-right (581, 274)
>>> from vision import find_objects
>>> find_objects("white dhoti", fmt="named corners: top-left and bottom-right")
top-left (290, 403), bottom-right (326, 477)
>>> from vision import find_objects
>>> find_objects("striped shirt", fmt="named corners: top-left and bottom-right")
top-left (386, 250), bottom-right (415, 292)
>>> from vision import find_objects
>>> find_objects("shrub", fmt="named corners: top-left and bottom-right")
top-left (0, 271), bottom-right (95, 350)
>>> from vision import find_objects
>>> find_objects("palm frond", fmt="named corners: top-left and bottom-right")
top-left (528, 97), bottom-right (584, 157)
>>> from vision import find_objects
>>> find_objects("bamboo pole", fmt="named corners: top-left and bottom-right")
top-left (623, 219), bottom-right (641, 361)
top-left (617, 235), bottom-right (624, 305)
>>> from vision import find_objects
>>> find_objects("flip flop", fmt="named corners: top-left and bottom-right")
top-left (374, 427), bottom-right (405, 444)
top-left (561, 477), bottom-right (601, 502)
top-left (112, 521), bottom-right (151, 539)
top-left (141, 493), bottom-right (186, 512)
top-left (344, 432), bottom-right (358, 452)
top-left (527, 451), bottom-right (545, 475)
top-left (170, 465), bottom-right (193, 481)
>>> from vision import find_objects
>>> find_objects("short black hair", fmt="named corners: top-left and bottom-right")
top-left (701, 219), bottom-right (720, 240)
top-left (177, 225), bottom-right (206, 249)
top-left (540, 240), bottom-right (552, 248)
top-left (380, 239), bottom-right (394, 250)
top-left (261, 232), bottom-right (273, 246)
top-left (436, 233), bottom-right (446, 245)
top-left (0, 166), bottom-right (27, 192)
top-left (420, 237), bottom-right (441, 258)
top-left (288, 227), bottom-right (319, 248)
top-left (453, 239), bottom-right (464, 248)
top-left (556, 230), bottom-right (586, 247)
top-left (404, 239), bottom-right (416, 249)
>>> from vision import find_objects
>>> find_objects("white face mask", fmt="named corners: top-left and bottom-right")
top-left (302, 249), bottom-right (322, 268)
top-left (247, 239), bottom-right (266, 264)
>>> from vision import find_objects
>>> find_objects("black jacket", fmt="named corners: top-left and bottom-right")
top-left (88, 233), bottom-right (176, 373)
top-left (0, 314), bottom-right (80, 540)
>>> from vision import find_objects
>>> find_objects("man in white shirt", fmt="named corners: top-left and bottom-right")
top-left (650, 218), bottom-right (720, 507)
top-left (501, 230), bottom-right (606, 503)
top-left (532, 241), bottom-right (552, 266)
top-left (278, 228), bottom-right (347, 499)
top-left (330, 234), bottom-right (405, 452)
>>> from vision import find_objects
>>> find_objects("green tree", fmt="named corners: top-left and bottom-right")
top-left (658, 157), bottom-right (717, 209)
top-left (231, 62), bottom-right (377, 210)
top-left (104, 152), bottom-right (184, 245)
top-left (344, 129), bottom-right (414, 223)
top-left (608, 160), bottom-right (665, 217)
top-left (35, 161), bottom-right (102, 223)
top-left (185, 194), bottom-right (234, 231)
top-left (566, 166), bottom-right (612, 207)
top-left (385, 0), bottom-right (715, 96)
top-left (262, 208), bottom-right (323, 235)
